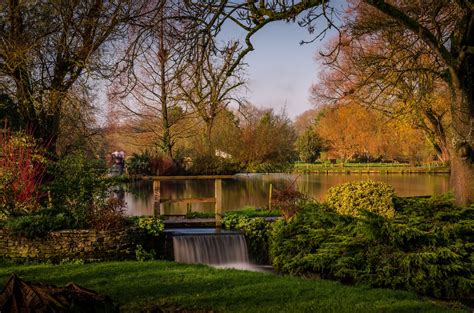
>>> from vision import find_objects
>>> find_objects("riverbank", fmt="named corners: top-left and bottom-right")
top-left (292, 162), bottom-right (450, 174)
top-left (126, 163), bottom-right (450, 178)
top-left (0, 260), bottom-right (466, 313)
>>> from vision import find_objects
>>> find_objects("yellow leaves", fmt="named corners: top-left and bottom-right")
top-left (326, 180), bottom-right (396, 219)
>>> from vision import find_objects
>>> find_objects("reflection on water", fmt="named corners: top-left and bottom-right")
top-left (122, 173), bottom-right (451, 216)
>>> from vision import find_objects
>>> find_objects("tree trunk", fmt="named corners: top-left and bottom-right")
top-left (449, 61), bottom-right (474, 205)
top-left (205, 119), bottom-right (214, 156)
top-left (157, 3), bottom-right (173, 159)
top-left (43, 106), bottom-right (61, 157)
top-left (423, 109), bottom-right (450, 162)
top-left (450, 153), bottom-right (474, 205)
top-left (437, 145), bottom-right (450, 163)
top-left (19, 101), bottom-right (60, 157)
top-left (159, 60), bottom-right (173, 158)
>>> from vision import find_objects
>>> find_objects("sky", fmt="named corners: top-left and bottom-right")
top-left (219, 4), bottom-right (345, 120)
top-left (230, 22), bottom-right (325, 119)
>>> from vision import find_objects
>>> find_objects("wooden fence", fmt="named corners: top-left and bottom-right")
top-left (144, 175), bottom-right (235, 227)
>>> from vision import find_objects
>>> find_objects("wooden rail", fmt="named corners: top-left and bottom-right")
top-left (151, 176), bottom-right (235, 227)
top-left (160, 197), bottom-right (216, 204)
top-left (144, 175), bottom-right (235, 180)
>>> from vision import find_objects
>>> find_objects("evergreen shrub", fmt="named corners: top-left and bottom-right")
top-left (270, 196), bottom-right (473, 299)
top-left (5, 212), bottom-right (70, 238)
top-left (326, 180), bottom-right (396, 218)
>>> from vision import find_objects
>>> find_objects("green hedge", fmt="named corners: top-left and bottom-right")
top-left (326, 180), bottom-right (396, 218)
top-left (3, 212), bottom-right (72, 238)
top-left (270, 197), bottom-right (473, 299)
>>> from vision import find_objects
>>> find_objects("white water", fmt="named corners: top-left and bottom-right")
top-left (173, 234), bottom-right (253, 270)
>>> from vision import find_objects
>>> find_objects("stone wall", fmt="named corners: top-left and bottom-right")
top-left (0, 227), bottom-right (146, 262)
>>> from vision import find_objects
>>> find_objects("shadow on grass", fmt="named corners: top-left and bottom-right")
top-left (0, 261), bottom-right (467, 313)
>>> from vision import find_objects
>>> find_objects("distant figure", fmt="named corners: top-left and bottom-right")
top-left (110, 150), bottom-right (125, 175)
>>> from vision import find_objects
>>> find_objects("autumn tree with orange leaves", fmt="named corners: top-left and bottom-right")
top-left (190, 0), bottom-right (473, 204)
top-left (314, 104), bottom-right (432, 162)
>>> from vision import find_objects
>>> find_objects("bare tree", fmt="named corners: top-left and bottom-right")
top-left (0, 0), bottom-right (152, 154)
top-left (178, 41), bottom-right (246, 154)
top-left (110, 0), bottom-right (198, 158)
top-left (186, 0), bottom-right (474, 204)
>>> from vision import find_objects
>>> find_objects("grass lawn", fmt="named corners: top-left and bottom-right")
top-left (292, 162), bottom-right (450, 174)
top-left (185, 206), bottom-right (281, 219)
top-left (0, 260), bottom-right (467, 313)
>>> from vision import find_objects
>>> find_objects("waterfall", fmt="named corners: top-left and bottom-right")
top-left (172, 232), bottom-right (251, 268)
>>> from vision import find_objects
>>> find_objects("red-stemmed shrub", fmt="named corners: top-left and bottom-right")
top-left (0, 130), bottom-right (45, 216)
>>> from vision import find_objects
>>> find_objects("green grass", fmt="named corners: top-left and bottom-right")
top-left (226, 206), bottom-right (281, 217)
top-left (292, 162), bottom-right (450, 174)
top-left (185, 206), bottom-right (281, 219)
top-left (0, 261), bottom-right (466, 313)
top-left (294, 162), bottom-right (447, 167)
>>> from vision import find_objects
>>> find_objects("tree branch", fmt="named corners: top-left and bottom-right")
top-left (364, 0), bottom-right (459, 70)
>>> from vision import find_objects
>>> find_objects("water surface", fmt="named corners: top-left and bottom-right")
top-left (122, 173), bottom-right (451, 216)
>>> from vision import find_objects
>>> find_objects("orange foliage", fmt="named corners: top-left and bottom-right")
top-left (315, 103), bottom-right (432, 162)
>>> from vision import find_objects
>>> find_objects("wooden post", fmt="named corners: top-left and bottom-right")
top-left (215, 179), bottom-right (222, 227)
top-left (268, 183), bottom-right (273, 211)
top-left (153, 180), bottom-right (161, 216)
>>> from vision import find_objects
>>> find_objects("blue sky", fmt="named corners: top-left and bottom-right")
top-left (220, 6), bottom-right (344, 119)
top-left (241, 21), bottom-right (323, 119)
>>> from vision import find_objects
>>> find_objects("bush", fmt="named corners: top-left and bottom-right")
top-left (222, 214), bottom-right (272, 264)
top-left (127, 152), bottom-right (151, 175)
top-left (326, 180), bottom-right (396, 218)
top-left (88, 197), bottom-right (127, 231)
top-left (135, 244), bottom-right (156, 262)
top-left (5, 212), bottom-right (71, 238)
top-left (44, 153), bottom-right (111, 228)
top-left (0, 131), bottom-right (45, 217)
top-left (3, 197), bottom-right (128, 237)
top-left (186, 154), bottom-right (242, 175)
top-left (127, 151), bottom-right (177, 176)
top-left (246, 162), bottom-right (293, 173)
top-left (1, 152), bottom-right (128, 237)
top-left (133, 216), bottom-right (164, 236)
top-left (272, 180), bottom-right (311, 220)
top-left (270, 199), bottom-right (473, 299)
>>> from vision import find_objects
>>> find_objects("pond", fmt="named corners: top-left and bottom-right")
top-left (121, 173), bottom-right (451, 216)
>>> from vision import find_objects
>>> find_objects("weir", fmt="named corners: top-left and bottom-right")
top-left (167, 228), bottom-right (253, 270)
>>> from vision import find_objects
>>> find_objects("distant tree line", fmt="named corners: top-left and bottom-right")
top-left (1, 0), bottom-right (472, 203)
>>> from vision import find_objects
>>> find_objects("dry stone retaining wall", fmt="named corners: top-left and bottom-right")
top-left (0, 227), bottom-right (146, 262)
